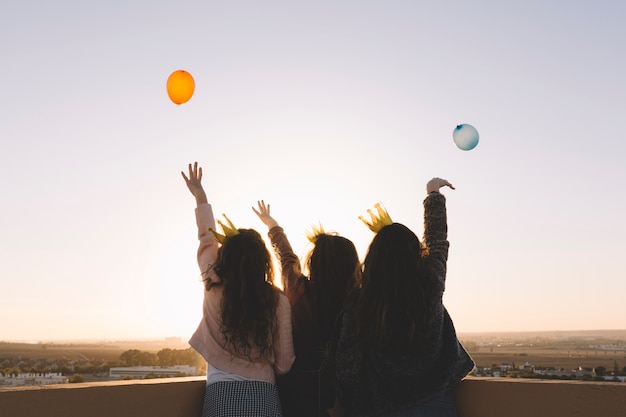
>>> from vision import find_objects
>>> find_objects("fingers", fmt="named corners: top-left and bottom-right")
top-left (192, 162), bottom-right (198, 179)
top-left (184, 162), bottom-right (202, 181)
top-left (442, 180), bottom-right (455, 190)
top-left (256, 200), bottom-right (270, 214)
top-left (252, 200), bottom-right (266, 217)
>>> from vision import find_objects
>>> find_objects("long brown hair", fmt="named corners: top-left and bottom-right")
top-left (306, 234), bottom-right (361, 341)
top-left (355, 223), bottom-right (443, 354)
top-left (212, 229), bottom-right (280, 361)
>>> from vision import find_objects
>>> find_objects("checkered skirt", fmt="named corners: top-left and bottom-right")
top-left (202, 380), bottom-right (283, 417)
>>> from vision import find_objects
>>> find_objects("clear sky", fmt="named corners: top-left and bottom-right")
top-left (1, 1), bottom-right (625, 342)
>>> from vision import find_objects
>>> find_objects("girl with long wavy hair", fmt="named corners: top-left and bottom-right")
top-left (182, 162), bottom-right (295, 417)
top-left (335, 178), bottom-right (474, 417)
top-left (254, 200), bottom-right (361, 417)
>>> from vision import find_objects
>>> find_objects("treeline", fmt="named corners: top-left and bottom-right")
top-left (119, 348), bottom-right (197, 367)
top-left (1, 348), bottom-right (198, 377)
top-left (1, 357), bottom-right (109, 376)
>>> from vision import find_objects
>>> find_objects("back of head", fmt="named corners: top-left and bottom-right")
top-left (363, 223), bottom-right (422, 282)
top-left (216, 228), bottom-right (273, 286)
top-left (307, 234), bottom-right (361, 339)
top-left (214, 228), bottom-right (279, 360)
top-left (358, 223), bottom-right (439, 354)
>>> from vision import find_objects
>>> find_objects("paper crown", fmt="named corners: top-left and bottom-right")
top-left (209, 214), bottom-right (239, 244)
top-left (359, 203), bottom-right (393, 233)
top-left (306, 222), bottom-right (326, 244)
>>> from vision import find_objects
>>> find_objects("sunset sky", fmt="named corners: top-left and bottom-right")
top-left (1, 1), bottom-right (624, 342)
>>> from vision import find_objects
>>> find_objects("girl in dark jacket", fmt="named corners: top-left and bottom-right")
top-left (254, 200), bottom-right (361, 417)
top-left (335, 178), bottom-right (474, 417)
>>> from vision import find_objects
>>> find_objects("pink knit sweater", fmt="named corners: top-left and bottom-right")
top-left (188, 203), bottom-right (295, 383)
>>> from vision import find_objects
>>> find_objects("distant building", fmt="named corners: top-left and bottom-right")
top-left (598, 344), bottom-right (626, 351)
top-left (601, 376), bottom-right (626, 382)
top-left (109, 365), bottom-right (197, 379)
top-left (0, 372), bottom-right (68, 387)
top-left (518, 362), bottom-right (534, 372)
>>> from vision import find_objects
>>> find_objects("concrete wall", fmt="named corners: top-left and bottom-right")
top-left (0, 377), bottom-right (206, 417)
top-left (1, 376), bottom-right (624, 417)
top-left (455, 377), bottom-right (626, 417)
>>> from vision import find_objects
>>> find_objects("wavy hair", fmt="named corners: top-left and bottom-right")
top-left (355, 223), bottom-right (442, 354)
top-left (212, 228), bottom-right (280, 361)
top-left (305, 234), bottom-right (361, 341)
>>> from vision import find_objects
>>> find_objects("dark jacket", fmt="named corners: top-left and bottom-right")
top-left (268, 226), bottom-right (338, 417)
top-left (335, 193), bottom-right (475, 417)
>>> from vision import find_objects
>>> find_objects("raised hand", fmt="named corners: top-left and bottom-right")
top-left (181, 162), bottom-right (208, 205)
top-left (426, 177), bottom-right (455, 194)
top-left (252, 200), bottom-right (279, 229)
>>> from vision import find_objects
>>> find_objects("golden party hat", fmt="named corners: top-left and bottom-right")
top-left (306, 222), bottom-right (326, 244)
top-left (209, 214), bottom-right (239, 244)
top-left (359, 202), bottom-right (393, 233)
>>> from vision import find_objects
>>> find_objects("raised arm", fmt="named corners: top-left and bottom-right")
top-left (423, 178), bottom-right (454, 286)
top-left (182, 162), bottom-right (208, 206)
top-left (252, 200), bottom-right (279, 229)
top-left (253, 200), bottom-right (306, 300)
top-left (182, 162), bottom-right (218, 283)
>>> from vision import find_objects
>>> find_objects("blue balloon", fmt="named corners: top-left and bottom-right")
top-left (453, 124), bottom-right (479, 151)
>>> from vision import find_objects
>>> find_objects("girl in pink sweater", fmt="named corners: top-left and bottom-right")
top-left (182, 162), bottom-right (295, 417)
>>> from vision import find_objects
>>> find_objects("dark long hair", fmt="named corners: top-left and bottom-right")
top-left (355, 223), bottom-right (442, 354)
top-left (306, 234), bottom-right (361, 341)
top-left (212, 229), bottom-right (280, 361)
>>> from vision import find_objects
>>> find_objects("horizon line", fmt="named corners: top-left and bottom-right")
top-left (3, 329), bottom-right (626, 344)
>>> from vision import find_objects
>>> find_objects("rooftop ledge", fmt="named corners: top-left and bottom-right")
top-left (1, 376), bottom-right (624, 417)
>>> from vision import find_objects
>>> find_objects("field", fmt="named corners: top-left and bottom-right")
top-left (459, 330), bottom-right (626, 371)
top-left (2, 331), bottom-right (625, 372)
top-left (467, 345), bottom-right (625, 370)
top-left (0, 339), bottom-right (189, 362)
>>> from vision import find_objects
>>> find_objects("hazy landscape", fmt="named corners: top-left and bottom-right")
top-left (0, 337), bottom-right (189, 362)
top-left (460, 329), bottom-right (626, 371)
top-left (2, 330), bottom-right (625, 385)
top-left (0, 337), bottom-right (202, 386)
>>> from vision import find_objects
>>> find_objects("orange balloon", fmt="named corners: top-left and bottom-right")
top-left (166, 70), bottom-right (195, 105)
